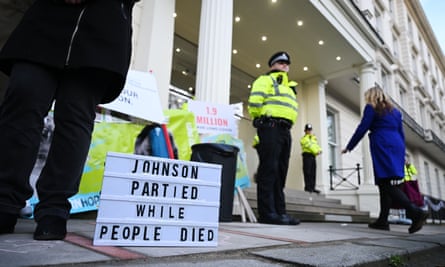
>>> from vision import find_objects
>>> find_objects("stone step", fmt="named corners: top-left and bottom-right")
top-left (241, 187), bottom-right (371, 223)
top-left (244, 187), bottom-right (341, 203)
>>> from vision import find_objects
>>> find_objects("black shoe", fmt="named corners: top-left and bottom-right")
top-left (0, 212), bottom-right (18, 234)
top-left (258, 215), bottom-right (283, 225)
top-left (312, 189), bottom-right (321, 194)
top-left (34, 216), bottom-right (67, 240)
top-left (408, 210), bottom-right (429, 234)
top-left (368, 221), bottom-right (390, 231)
top-left (281, 214), bottom-right (300, 225)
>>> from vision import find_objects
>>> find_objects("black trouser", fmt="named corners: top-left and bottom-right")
top-left (376, 179), bottom-right (420, 223)
top-left (255, 124), bottom-right (291, 219)
top-left (302, 153), bottom-right (316, 191)
top-left (0, 62), bottom-right (110, 221)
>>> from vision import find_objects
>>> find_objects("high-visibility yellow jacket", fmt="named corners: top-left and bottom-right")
top-left (248, 71), bottom-right (298, 123)
top-left (300, 133), bottom-right (321, 156)
top-left (252, 134), bottom-right (260, 148)
top-left (404, 163), bottom-right (417, 181)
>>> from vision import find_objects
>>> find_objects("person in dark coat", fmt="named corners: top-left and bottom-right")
top-left (342, 86), bottom-right (428, 234)
top-left (0, 0), bottom-right (34, 105)
top-left (0, 0), bottom-right (139, 240)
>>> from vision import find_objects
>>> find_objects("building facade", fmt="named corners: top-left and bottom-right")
top-left (130, 0), bottom-right (445, 217)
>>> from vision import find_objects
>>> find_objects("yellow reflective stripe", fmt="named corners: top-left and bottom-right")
top-left (270, 76), bottom-right (280, 95)
top-left (248, 102), bottom-right (263, 108)
top-left (250, 91), bottom-right (295, 99)
top-left (263, 100), bottom-right (298, 111)
top-left (250, 91), bottom-right (267, 97)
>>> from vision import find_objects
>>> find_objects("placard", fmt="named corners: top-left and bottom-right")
top-left (100, 70), bottom-right (165, 124)
top-left (93, 152), bottom-right (222, 247)
top-left (187, 100), bottom-right (237, 136)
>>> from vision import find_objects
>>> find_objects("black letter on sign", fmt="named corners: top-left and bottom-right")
top-left (132, 160), bottom-right (138, 173)
top-left (99, 225), bottom-right (108, 238)
top-left (180, 228), bottom-right (187, 241)
top-left (131, 181), bottom-right (139, 195)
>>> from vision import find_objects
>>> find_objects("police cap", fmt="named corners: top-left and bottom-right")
top-left (268, 51), bottom-right (291, 67)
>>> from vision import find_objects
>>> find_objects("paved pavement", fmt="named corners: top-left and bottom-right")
top-left (1, 217), bottom-right (445, 267)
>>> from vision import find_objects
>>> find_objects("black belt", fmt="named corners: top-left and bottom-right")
top-left (253, 117), bottom-right (292, 129)
top-left (302, 152), bottom-right (315, 157)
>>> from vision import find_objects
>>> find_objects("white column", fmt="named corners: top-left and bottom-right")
top-left (132, 0), bottom-right (175, 110)
top-left (359, 62), bottom-right (377, 185)
top-left (356, 62), bottom-right (379, 217)
top-left (195, 0), bottom-right (233, 104)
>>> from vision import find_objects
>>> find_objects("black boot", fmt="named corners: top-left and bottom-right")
top-left (385, 181), bottom-right (428, 234)
top-left (0, 212), bottom-right (18, 234)
top-left (368, 221), bottom-right (390, 231)
top-left (407, 206), bottom-right (428, 234)
top-left (34, 215), bottom-right (67, 240)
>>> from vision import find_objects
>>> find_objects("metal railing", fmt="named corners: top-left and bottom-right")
top-left (424, 195), bottom-right (445, 223)
top-left (329, 164), bottom-right (362, 191)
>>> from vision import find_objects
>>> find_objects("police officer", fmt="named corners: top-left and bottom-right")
top-left (404, 158), bottom-right (417, 182)
top-left (300, 123), bottom-right (322, 194)
top-left (248, 51), bottom-right (299, 225)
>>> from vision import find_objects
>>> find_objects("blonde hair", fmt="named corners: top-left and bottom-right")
top-left (364, 86), bottom-right (394, 115)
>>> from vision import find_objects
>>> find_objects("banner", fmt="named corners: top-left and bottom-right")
top-left (201, 133), bottom-right (251, 190)
top-left (164, 109), bottom-right (200, 161)
top-left (27, 112), bottom-right (202, 216)
top-left (27, 122), bottom-right (146, 215)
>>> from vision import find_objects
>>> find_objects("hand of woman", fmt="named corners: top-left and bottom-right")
top-left (341, 148), bottom-right (349, 154)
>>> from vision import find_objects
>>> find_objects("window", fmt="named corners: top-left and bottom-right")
top-left (418, 37), bottom-right (424, 57)
top-left (407, 16), bottom-right (413, 40)
top-left (443, 173), bottom-right (445, 199)
top-left (392, 35), bottom-right (400, 58)
top-left (381, 69), bottom-right (390, 92)
top-left (428, 112), bottom-right (436, 132)
top-left (375, 9), bottom-right (382, 34)
top-left (419, 101), bottom-right (426, 126)
top-left (435, 168), bottom-right (441, 198)
top-left (424, 161), bottom-right (432, 196)
top-left (412, 54), bottom-right (418, 77)
top-left (389, 0), bottom-right (394, 15)
top-left (326, 109), bottom-right (338, 168)
top-left (399, 85), bottom-right (407, 107)
top-left (432, 80), bottom-right (437, 104)
top-left (441, 92), bottom-right (445, 115)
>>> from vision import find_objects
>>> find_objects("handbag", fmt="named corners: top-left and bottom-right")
top-left (392, 180), bottom-right (424, 209)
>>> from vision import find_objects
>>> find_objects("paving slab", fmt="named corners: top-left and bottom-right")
top-left (405, 233), bottom-right (445, 245)
top-left (127, 229), bottom-right (289, 257)
top-left (0, 233), bottom-right (111, 267)
top-left (251, 242), bottom-right (405, 267)
top-left (85, 258), bottom-right (293, 267)
top-left (359, 237), bottom-right (438, 253)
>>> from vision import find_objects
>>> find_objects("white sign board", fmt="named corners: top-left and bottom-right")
top-left (100, 70), bottom-right (165, 124)
top-left (93, 152), bottom-right (222, 247)
top-left (187, 100), bottom-right (237, 136)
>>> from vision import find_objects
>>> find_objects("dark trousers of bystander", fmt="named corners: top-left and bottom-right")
top-left (0, 61), bottom-right (112, 221)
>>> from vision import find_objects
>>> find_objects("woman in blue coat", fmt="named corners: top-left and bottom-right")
top-left (342, 86), bottom-right (427, 234)
top-left (0, 0), bottom-right (138, 240)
